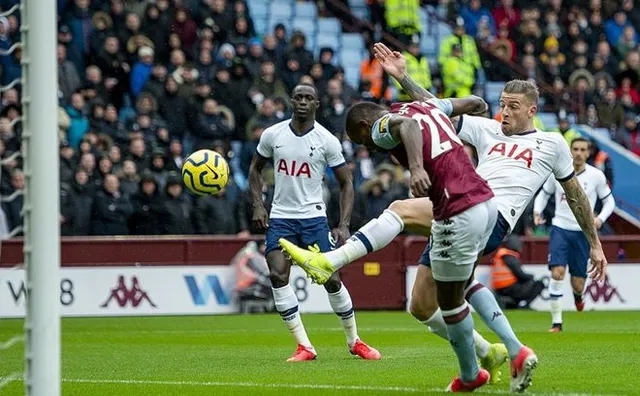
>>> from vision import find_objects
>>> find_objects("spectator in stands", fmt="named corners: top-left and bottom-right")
top-left (90, 173), bottom-right (132, 236)
top-left (596, 88), bottom-right (625, 130)
top-left (66, 93), bottom-right (90, 149)
top-left (94, 36), bottom-right (129, 109)
top-left (605, 9), bottom-right (637, 48)
top-left (130, 46), bottom-right (155, 98)
top-left (245, 98), bottom-right (280, 140)
top-left (251, 60), bottom-right (288, 101)
top-left (163, 176), bottom-right (194, 235)
top-left (461, 0), bottom-right (496, 38)
top-left (616, 25), bottom-right (637, 60)
top-left (194, 187), bottom-right (244, 235)
top-left (61, 168), bottom-right (92, 236)
top-left (553, 117), bottom-right (581, 146)
top-left (58, 44), bottom-right (82, 102)
top-left (194, 98), bottom-right (232, 149)
top-left (617, 112), bottom-right (640, 156)
top-left (118, 159), bottom-right (139, 198)
top-left (441, 44), bottom-right (475, 98)
top-left (492, 0), bottom-right (520, 33)
top-left (359, 46), bottom-right (391, 102)
top-left (439, 17), bottom-right (481, 73)
top-left (588, 140), bottom-right (614, 187)
top-left (128, 174), bottom-right (164, 235)
top-left (320, 78), bottom-right (352, 134)
top-left (384, 0), bottom-right (421, 46)
top-left (393, 40), bottom-right (432, 102)
top-left (172, 8), bottom-right (198, 52)
top-left (1, 168), bottom-right (22, 235)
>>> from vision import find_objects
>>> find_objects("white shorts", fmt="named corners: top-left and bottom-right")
top-left (430, 199), bottom-right (498, 282)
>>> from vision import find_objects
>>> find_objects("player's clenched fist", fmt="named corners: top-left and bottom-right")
top-left (409, 167), bottom-right (431, 197)
top-left (252, 206), bottom-right (269, 230)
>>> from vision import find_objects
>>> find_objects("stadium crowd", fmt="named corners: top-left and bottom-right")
top-left (0, 0), bottom-right (634, 237)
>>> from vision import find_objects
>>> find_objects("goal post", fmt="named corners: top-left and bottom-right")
top-left (21, 0), bottom-right (61, 394)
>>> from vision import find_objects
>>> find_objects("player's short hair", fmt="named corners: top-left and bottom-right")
top-left (570, 137), bottom-right (591, 149)
top-left (502, 80), bottom-right (539, 105)
top-left (292, 83), bottom-right (318, 98)
top-left (345, 102), bottom-right (385, 133)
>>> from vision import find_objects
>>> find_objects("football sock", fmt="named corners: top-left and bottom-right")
top-left (549, 279), bottom-right (564, 324)
top-left (327, 284), bottom-right (359, 347)
top-left (324, 209), bottom-right (404, 270)
top-left (272, 285), bottom-right (313, 350)
top-left (466, 280), bottom-right (522, 360)
top-left (573, 291), bottom-right (583, 304)
top-left (420, 308), bottom-right (491, 358)
top-left (442, 303), bottom-right (480, 383)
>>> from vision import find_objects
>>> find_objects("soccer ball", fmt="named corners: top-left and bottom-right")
top-left (181, 149), bottom-right (230, 195)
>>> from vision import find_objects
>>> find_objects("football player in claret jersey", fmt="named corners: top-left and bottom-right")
top-left (248, 84), bottom-right (380, 362)
top-left (281, 43), bottom-right (608, 393)
top-left (282, 98), bottom-right (500, 391)
top-left (533, 137), bottom-right (615, 332)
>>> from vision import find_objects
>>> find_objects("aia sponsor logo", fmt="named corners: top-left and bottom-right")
top-left (276, 159), bottom-right (311, 178)
top-left (100, 275), bottom-right (157, 308)
top-left (487, 143), bottom-right (533, 168)
top-left (585, 275), bottom-right (626, 304)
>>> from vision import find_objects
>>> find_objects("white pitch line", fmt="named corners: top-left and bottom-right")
top-left (0, 372), bottom-right (21, 390)
top-left (56, 378), bottom-right (609, 396)
top-left (0, 376), bottom-right (612, 396)
top-left (0, 335), bottom-right (24, 350)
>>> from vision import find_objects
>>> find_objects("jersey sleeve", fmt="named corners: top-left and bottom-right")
top-left (256, 128), bottom-right (273, 158)
top-left (595, 171), bottom-right (612, 200)
top-left (456, 115), bottom-right (497, 148)
top-left (533, 175), bottom-right (555, 215)
top-left (325, 135), bottom-right (346, 169)
top-left (371, 114), bottom-right (400, 150)
top-left (552, 138), bottom-right (575, 182)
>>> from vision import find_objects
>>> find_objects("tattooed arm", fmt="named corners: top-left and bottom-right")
top-left (560, 176), bottom-right (608, 280)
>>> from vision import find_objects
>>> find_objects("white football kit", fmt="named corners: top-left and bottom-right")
top-left (533, 164), bottom-right (615, 231)
top-left (256, 119), bottom-right (346, 219)
top-left (456, 115), bottom-right (575, 232)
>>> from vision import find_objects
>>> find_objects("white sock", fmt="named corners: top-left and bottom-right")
top-left (324, 209), bottom-right (404, 270)
top-left (327, 284), bottom-right (359, 347)
top-left (420, 308), bottom-right (492, 358)
top-left (549, 279), bottom-right (564, 324)
top-left (272, 285), bottom-right (314, 350)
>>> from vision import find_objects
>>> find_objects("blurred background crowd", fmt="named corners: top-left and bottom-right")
top-left (0, 0), bottom-right (635, 238)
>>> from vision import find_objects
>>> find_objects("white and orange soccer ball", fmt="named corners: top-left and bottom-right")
top-left (181, 149), bottom-right (230, 195)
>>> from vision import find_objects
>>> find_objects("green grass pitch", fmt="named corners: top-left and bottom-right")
top-left (1, 311), bottom-right (639, 395)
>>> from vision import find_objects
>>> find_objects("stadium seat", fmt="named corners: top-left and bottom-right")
top-left (317, 18), bottom-right (342, 35)
top-left (420, 37), bottom-right (437, 57)
top-left (253, 17), bottom-right (268, 35)
top-left (485, 81), bottom-right (506, 105)
top-left (436, 22), bottom-right (453, 39)
top-left (345, 66), bottom-right (360, 88)
top-left (305, 35), bottom-right (316, 52)
top-left (270, 1), bottom-right (293, 19)
top-left (349, 0), bottom-right (367, 7)
top-left (316, 33), bottom-right (339, 52)
top-left (352, 7), bottom-right (368, 20)
top-left (538, 112), bottom-right (559, 129)
top-left (248, 0), bottom-right (268, 19)
top-left (341, 33), bottom-right (364, 51)
top-left (294, 2), bottom-right (317, 19)
top-left (292, 17), bottom-right (316, 37)
top-left (339, 49), bottom-right (364, 66)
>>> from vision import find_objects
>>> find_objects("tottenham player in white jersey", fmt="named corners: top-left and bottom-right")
top-left (248, 84), bottom-right (380, 362)
top-left (279, 44), bottom-right (608, 392)
top-left (533, 137), bottom-right (615, 332)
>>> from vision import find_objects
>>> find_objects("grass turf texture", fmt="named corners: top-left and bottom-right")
top-left (1, 311), bottom-right (639, 395)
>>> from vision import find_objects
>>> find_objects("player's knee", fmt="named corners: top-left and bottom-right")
top-left (388, 200), bottom-right (410, 221)
top-left (551, 266), bottom-right (566, 280)
top-left (409, 290), bottom-right (439, 321)
top-left (323, 274), bottom-right (342, 294)
top-left (268, 268), bottom-right (289, 288)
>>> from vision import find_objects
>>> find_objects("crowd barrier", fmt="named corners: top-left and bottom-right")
top-left (1, 235), bottom-right (639, 317)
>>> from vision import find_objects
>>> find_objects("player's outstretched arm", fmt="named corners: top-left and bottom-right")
top-left (248, 153), bottom-right (269, 230)
top-left (389, 117), bottom-right (431, 197)
top-left (560, 176), bottom-right (608, 281)
top-left (333, 165), bottom-right (354, 245)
